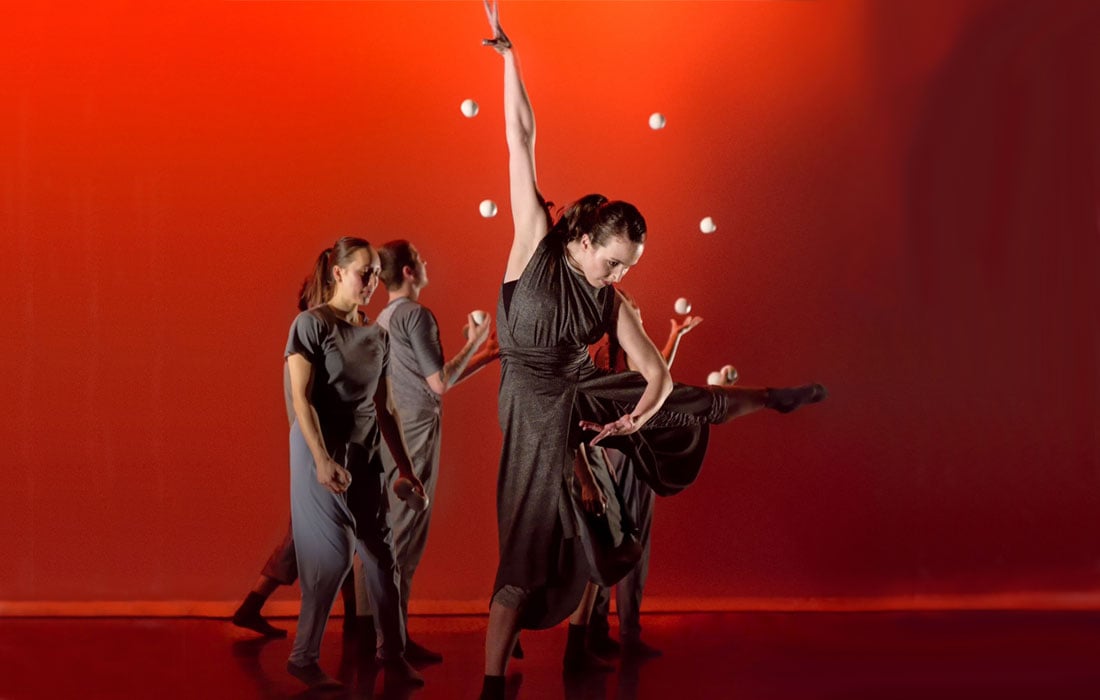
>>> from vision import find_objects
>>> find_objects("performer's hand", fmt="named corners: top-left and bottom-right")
top-left (317, 457), bottom-right (351, 494)
top-left (670, 315), bottom-right (703, 337)
top-left (481, 0), bottom-right (512, 52)
top-left (467, 312), bottom-right (492, 349)
top-left (580, 413), bottom-right (638, 447)
top-left (394, 472), bottom-right (430, 512)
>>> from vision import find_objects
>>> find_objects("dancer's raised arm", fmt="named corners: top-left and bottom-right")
top-left (483, 0), bottom-right (548, 282)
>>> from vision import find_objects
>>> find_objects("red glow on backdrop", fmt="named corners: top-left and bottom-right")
top-left (1, 1), bottom-right (1098, 610)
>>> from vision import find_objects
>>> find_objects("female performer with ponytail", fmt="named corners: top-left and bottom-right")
top-left (479, 3), bottom-right (827, 696)
top-left (284, 237), bottom-right (427, 690)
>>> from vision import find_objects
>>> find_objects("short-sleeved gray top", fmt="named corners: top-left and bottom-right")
top-left (285, 304), bottom-right (389, 451)
top-left (376, 297), bottom-right (444, 416)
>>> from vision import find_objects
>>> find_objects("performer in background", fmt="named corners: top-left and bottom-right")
top-left (375, 239), bottom-right (499, 663)
top-left (586, 302), bottom-right (704, 660)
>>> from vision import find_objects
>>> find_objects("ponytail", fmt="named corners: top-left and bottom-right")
top-left (549, 194), bottom-right (646, 246)
top-left (301, 237), bottom-right (372, 307)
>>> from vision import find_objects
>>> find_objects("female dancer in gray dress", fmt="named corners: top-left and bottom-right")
top-left (285, 236), bottom-right (427, 690)
top-left (479, 3), bottom-right (826, 696)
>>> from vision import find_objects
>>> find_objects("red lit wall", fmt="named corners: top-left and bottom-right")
top-left (1, 0), bottom-right (1097, 610)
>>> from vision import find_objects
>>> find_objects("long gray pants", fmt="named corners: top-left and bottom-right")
top-left (288, 424), bottom-right (406, 665)
top-left (379, 408), bottom-right (442, 628)
top-left (592, 447), bottom-right (654, 639)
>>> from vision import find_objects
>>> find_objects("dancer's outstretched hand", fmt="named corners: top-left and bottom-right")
top-left (670, 315), bottom-right (703, 336)
top-left (482, 0), bottom-right (512, 52)
top-left (580, 413), bottom-right (638, 447)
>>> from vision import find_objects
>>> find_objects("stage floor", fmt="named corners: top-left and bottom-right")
top-left (2, 611), bottom-right (1098, 699)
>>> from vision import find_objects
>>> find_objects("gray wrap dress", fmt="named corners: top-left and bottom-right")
top-left (494, 234), bottom-right (728, 630)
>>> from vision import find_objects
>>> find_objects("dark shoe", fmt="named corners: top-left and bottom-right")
top-left (511, 637), bottom-right (524, 660)
top-left (588, 630), bottom-right (621, 658)
top-left (622, 636), bottom-right (662, 659)
top-left (765, 383), bottom-right (828, 414)
top-left (404, 637), bottom-right (443, 664)
top-left (563, 649), bottom-right (615, 675)
top-left (232, 610), bottom-right (287, 638)
top-left (479, 674), bottom-right (506, 700)
top-left (380, 656), bottom-right (425, 686)
top-left (286, 661), bottom-right (343, 690)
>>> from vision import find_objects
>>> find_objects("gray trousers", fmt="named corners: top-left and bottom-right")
top-left (288, 423), bottom-right (406, 665)
top-left (378, 408), bottom-right (442, 629)
top-left (591, 447), bottom-right (654, 638)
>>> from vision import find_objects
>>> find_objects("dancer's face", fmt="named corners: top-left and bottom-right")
top-left (410, 246), bottom-right (429, 289)
top-left (334, 247), bottom-right (382, 305)
top-left (577, 232), bottom-right (644, 288)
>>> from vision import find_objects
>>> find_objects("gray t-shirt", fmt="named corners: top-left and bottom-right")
top-left (285, 304), bottom-right (389, 450)
top-left (376, 297), bottom-right (444, 416)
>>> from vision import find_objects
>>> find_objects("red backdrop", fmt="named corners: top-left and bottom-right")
top-left (2, 0), bottom-right (1098, 612)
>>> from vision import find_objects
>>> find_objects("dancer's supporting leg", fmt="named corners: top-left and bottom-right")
top-left (381, 409), bottom-right (444, 662)
top-left (616, 455), bottom-right (659, 658)
top-left (563, 581), bottom-right (615, 673)
top-left (481, 591), bottom-right (523, 700)
top-left (351, 465), bottom-right (424, 687)
top-left (287, 428), bottom-right (353, 690)
top-left (588, 586), bottom-right (619, 656)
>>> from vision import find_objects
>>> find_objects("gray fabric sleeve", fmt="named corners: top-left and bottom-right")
top-left (285, 310), bottom-right (323, 361)
top-left (402, 306), bottom-right (444, 378)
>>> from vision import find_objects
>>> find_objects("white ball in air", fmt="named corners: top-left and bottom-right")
top-left (648, 112), bottom-right (667, 130)
top-left (674, 297), bottom-right (691, 315)
top-left (461, 99), bottom-right (479, 118)
top-left (479, 199), bottom-right (498, 218)
top-left (706, 371), bottom-right (723, 386)
top-left (700, 217), bottom-right (717, 234)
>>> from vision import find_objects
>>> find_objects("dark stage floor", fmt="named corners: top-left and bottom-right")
top-left (2, 611), bottom-right (1098, 699)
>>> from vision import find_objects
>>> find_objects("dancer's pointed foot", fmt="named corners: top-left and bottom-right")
top-left (393, 476), bottom-right (429, 512)
top-left (286, 661), bottom-right (344, 690)
top-left (765, 383), bottom-right (828, 414)
top-left (231, 610), bottom-right (287, 638)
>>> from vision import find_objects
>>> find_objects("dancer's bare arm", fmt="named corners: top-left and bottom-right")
top-left (288, 354), bottom-right (350, 494)
top-left (484, 0), bottom-right (548, 282)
